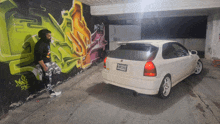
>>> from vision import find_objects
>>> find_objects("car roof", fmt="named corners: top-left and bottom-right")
top-left (117, 40), bottom-right (177, 47)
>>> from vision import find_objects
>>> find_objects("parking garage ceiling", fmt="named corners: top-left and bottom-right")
top-left (77, 0), bottom-right (139, 6)
top-left (78, 0), bottom-right (220, 20)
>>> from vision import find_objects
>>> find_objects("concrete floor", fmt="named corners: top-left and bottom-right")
top-left (1, 59), bottom-right (220, 124)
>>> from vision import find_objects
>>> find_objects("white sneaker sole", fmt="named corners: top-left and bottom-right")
top-left (50, 91), bottom-right (62, 97)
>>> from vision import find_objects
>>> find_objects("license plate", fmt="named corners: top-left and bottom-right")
top-left (116, 63), bottom-right (128, 72)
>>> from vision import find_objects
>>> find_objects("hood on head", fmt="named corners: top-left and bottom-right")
top-left (38, 29), bottom-right (51, 41)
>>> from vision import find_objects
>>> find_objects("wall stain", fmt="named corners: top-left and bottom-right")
top-left (196, 103), bottom-right (205, 113)
top-left (212, 101), bottom-right (220, 109)
top-left (206, 76), bottom-right (217, 79)
top-left (188, 90), bottom-right (197, 97)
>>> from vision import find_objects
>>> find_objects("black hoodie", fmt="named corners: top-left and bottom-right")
top-left (34, 30), bottom-right (51, 64)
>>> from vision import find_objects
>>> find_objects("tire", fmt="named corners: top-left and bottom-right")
top-left (194, 60), bottom-right (203, 75)
top-left (133, 91), bottom-right (138, 97)
top-left (158, 75), bottom-right (172, 99)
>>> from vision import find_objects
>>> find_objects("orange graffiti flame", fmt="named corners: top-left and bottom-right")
top-left (68, 1), bottom-right (91, 68)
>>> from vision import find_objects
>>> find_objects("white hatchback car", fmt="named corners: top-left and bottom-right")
top-left (102, 40), bottom-right (203, 98)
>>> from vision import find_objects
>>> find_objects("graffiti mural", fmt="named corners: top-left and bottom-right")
top-left (90, 23), bottom-right (108, 63)
top-left (0, 0), bottom-right (107, 87)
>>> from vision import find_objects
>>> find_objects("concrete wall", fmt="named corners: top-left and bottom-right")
top-left (109, 25), bottom-right (141, 50)
top-left (0, 0), bottom-right (107, 117)
top-left (172, 39), bottom-right (205, 51)
top-left (205, 12), bottom-right (220, 59)
top-left (109, 25), bottom-right (205, 51)
top-left (109, 38), bottom-right (205, 51)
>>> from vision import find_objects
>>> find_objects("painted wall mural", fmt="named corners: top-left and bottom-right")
top-left (0, 0), bottom-right (107, 88)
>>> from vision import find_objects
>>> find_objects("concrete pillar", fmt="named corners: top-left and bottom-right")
top-left (205, 12), bottom-right (220, 60)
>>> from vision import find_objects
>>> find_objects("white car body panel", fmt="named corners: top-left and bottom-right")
top-left (102, 40), bottom-right (200, 95)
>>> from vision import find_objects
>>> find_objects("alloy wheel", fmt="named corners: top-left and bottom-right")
top-left (162, 77), bottom-right (171, 97)
top-left (195, 60), bottom-right (203, 75)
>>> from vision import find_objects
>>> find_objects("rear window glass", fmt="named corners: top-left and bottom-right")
top-left (108, 43), bottom-right (158, 61)
top-left (117, 44), bottom-right (150, 51)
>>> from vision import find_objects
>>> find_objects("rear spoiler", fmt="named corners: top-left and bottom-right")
top-left (117, 41), bottom-right (152, 46)
top-left (117, 41), bottom-right (129, 45)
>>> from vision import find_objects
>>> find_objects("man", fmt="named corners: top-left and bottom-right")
top-left (34, 29), bottom-right (61, 97)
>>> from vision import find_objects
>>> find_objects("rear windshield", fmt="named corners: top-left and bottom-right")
top-left (108, 43), bottom-right (158, 61)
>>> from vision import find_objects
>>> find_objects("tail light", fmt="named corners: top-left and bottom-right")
top-left (144, 62), bottom-right (157, 76)
top-left (104, 57), bottom-right (107, 68)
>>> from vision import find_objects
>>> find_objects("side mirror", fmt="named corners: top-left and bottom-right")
top-left (191, 50), bottom-right (197, 55)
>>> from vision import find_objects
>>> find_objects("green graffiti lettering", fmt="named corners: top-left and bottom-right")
top-left (15, 75), bottom-right (29, 90)
top-left (0, 0), bottom-right (106, 81)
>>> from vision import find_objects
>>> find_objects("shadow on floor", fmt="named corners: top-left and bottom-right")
top-left (86, 67), bottom-right (209, 115)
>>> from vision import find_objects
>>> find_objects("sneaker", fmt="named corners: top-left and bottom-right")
top-left (50, 90), bottom-right (62, 97)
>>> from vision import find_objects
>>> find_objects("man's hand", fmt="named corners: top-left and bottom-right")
top-left (38, 60), bottom-right (48, 72)
top-left (43, 66), bottom-right (48, 72)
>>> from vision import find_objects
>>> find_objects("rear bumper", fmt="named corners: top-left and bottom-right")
top-left (102, 69), bottom-right (162, 95)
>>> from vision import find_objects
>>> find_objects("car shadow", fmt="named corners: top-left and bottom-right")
top-left (86, 68), bottom-right (209, 115)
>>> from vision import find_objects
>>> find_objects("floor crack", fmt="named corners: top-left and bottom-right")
top-left (186, 80), bottom-right (220, 123)
top-left (197, 94), bottom-right (220, 123)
